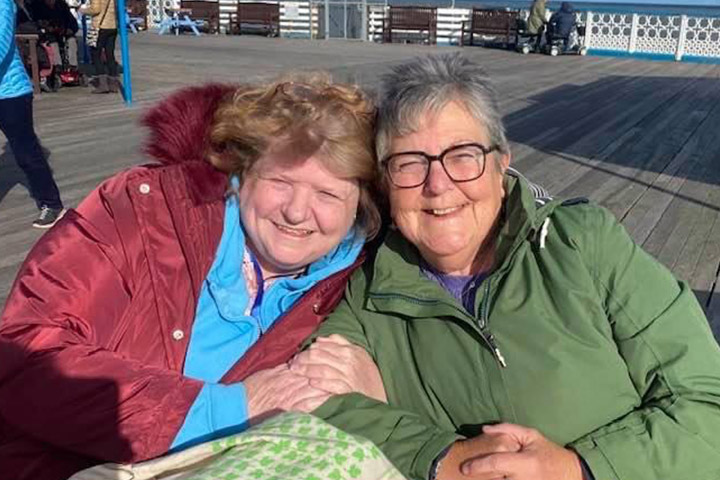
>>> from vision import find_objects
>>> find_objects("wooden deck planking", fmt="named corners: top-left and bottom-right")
top-left (509, 64), bottom-right (707, 194)
top-left (1, 34), bottom-right (718, 336)
top-left (550, 71), bottom-right (710, 203)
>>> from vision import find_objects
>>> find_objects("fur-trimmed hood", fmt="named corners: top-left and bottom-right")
top-left (142, 84), bottom-right (237, 166)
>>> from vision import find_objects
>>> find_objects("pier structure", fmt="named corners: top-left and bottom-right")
top-left (0, 35), bottom-right (719, 336)
top-left (136, 1), bottom-right (720, 62)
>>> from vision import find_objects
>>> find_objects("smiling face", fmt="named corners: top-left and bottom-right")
top-left (239, 145), bottom-right (360, 277)
top-left (387, 101), bottom-right (510, 275)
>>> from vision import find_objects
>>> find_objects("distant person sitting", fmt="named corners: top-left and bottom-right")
top-left (29, 0), bottom-right (79, 69)
top-left (547, 1), bottom-right (575, 49)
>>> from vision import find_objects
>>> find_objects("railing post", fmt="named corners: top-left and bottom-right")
top-left (676, 14), bottom-right (687, 61)
top-left (343, 0), bottom-right (347, 39)
top-left (628, 13), bottom-right (639, 53)
top-left (116, 0), bottom-right (133, 105)
top-left (361, 0), bottom-right (367, 41)
top-left (324, 0), bottom-right (330, 39)
top-left (584, 11), bottom-right (593, 50)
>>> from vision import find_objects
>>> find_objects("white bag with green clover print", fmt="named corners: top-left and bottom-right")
top-left (70, 412), bottom-right (406, 480)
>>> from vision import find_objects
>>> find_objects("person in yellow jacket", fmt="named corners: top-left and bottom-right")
top-left (79, 0), bottom-right (117, 93)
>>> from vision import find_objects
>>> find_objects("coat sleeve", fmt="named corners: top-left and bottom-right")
top-left (0, 175), bottom-right (203, 463)
top-left (61, 3), bottom-right (79, 34)
top-left (567, 206), bottom-right (720, 480)
top-left (79, 0), bottom-right (100, 17)
top-left (310, 269), bottom-right (460, 480)
top-left (1, 0), bottom-right (15, 62)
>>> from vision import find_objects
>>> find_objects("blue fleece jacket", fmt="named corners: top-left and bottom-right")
top-left (171, 193), bottom-right (364, 450)
top-left (1, 0), bottom-right (33, 100)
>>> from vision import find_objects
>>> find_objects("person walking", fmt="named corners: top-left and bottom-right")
top-left (1, 0), bottom-right (65, 228)
top-left (79, 0), bottom-right (117, 94)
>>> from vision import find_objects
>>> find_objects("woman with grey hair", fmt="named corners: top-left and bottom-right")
top-left (303, 53), bottom-right (720, 480)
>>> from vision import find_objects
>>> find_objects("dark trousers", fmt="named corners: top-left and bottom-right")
top-left (93, 29), bottom-right (118, 77)
top-left (0, 94), bottom-right (63, 209)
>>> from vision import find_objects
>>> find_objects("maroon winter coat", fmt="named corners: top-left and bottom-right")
top-left (0, 85), bottom-right (364, 480)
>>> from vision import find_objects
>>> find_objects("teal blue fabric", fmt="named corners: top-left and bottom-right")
top-left (171, 382), bottom-right (249, 451)
top-left (171, 191), bottom-right (364, 450)
top-left (1, 0), bottom-right (33, 100)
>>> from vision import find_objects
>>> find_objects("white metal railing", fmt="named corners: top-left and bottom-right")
top-left (582, 11), bottom-right (720, 61)
top-left (143, 1), bottom-right (720, 61)
top-left (368, 6), bottom-right (720, 61)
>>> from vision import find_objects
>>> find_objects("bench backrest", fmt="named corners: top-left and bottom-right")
top-left (237, 2), bottom-right (280, 24)
top-left (126, 0), bottom-right (147, 18)
top-left (388, 6), bottom-right (437, 30)
top-left (470, 8), bottom-right (519, 33)
top-left (180, 1), bottom-right (220, 20)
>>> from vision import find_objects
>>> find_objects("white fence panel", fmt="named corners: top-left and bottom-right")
top-left (633, 14), bottom-right (682, 55)
top-left (683, 16), bottom-right (720, 59)
top-left (582, 10), bottom-right (720, 60)
top-left (219, 0), bottom-right (235, 32)
top-left (147, 0), bottom-right (178, 27)
top-left (585, 12), bottom-right (632, 52)
top-left (367, 4), bottom-right (384, 42)
top-left (279, 1), bottom-right (312, 38)
top-left (437, 7), bottom-right (469, 45)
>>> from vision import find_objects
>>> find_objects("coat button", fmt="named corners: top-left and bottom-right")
top-left (139, 183), bottom-right (151, 194)
top-left (312, 304), bottom-right (320, 314)
top-left (172, 329), bottom-right (185, 341)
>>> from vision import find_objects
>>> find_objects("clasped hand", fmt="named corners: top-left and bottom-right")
top-left (439, 424), bottom-right (583, 480)
top-left (244, 335), bottom-right (386, 424)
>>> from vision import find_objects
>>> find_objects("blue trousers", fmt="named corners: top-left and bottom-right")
top-left (0, 93), bottom-right (63, 209)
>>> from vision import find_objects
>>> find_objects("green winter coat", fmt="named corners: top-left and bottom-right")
top-left (312, 174), bottom-right (720, 480)
top-left (527, 0), bottom-right (547, 35)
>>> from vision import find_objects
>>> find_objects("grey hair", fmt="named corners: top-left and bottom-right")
top-left (375, 53), bottom-right (510, 164)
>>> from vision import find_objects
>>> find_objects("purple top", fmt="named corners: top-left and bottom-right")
top-left (420, 261), bottom-right (486, 314)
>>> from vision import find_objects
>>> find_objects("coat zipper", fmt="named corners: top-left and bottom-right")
top-left (370, 283), bottom-right (507, 368)
top-left (478, 280), bottom-right (507, 368)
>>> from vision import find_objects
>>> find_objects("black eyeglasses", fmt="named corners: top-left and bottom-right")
top-left (382, 143), bottom-right (498, 189)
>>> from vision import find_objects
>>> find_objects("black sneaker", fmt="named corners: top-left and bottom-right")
top-left (32, 206), bottom-right (66, 229)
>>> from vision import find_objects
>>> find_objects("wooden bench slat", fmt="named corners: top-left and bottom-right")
top-left (180, 0), bottom-right (220, 34)
top-left (127, 0), bottom-right (149, 30)
top-left (383, 6), bottom-right (437, 45)
top-left (233, 2), bottom-right (280, 36)
top-left (461, 8), bottom-right (519, 47)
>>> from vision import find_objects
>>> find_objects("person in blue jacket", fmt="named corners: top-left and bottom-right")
top-left (547, 1), bottom-right (576, 48)
top-left (1, 0), bottom-right (65, 228)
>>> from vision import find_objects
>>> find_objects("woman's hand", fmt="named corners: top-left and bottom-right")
top-left (244, 364), bottom-right (331, 425)
top-left (290, 334), bottom-right (388, 403)
top-left (436, 433), bottom-right (522, 480)
top-left (459, 423), bottom-right (584, 480)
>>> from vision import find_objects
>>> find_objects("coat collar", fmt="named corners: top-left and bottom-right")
top-left (366, 173), bottom-right (560, 318)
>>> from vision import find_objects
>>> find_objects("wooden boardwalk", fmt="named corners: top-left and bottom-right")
top-left (1, 33), bottom-right (719, 337)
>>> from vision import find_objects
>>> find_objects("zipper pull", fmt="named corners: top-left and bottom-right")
top-left (487, 333), bottom-right (507, 368)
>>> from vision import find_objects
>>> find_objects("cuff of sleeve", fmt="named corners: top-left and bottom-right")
top-left (171, 382), bottom-right (249, 451)
top-left (578, 454), bottom-right (596, 480)
top-left (207, 382), bottom-right (250, 432)
top-left (428, 444), bottom-right (453, 480)
top-left (412, 432), bottom-right (461, 480)
top-left (570, 439), bottom-right (619, 480)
